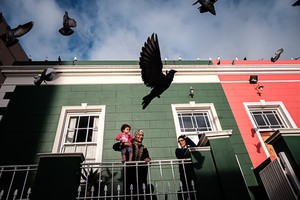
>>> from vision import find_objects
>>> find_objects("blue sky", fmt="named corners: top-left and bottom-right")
top-left (1, 0), bottom-right (299, 61)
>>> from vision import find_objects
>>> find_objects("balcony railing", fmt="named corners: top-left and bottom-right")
top-left (77, 159), bottom-right (197, 199)
top-left (0, 164), bottom-right (37, 200)
top-left (0, 159), bottom-right (196, 200)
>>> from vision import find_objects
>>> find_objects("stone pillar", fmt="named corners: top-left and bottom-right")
top-left (31, 153), bottom-right (85, 200)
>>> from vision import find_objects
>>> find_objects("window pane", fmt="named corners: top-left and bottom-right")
top-left (76, 129), bottom-right (87, 142)
top-left (250, 110), bottom-right (286, 129)
top-left (78, 116), bottom-right (88, 128)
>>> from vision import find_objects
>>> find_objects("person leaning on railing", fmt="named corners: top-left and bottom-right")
top-left (175, 135), bottom-right (197, 200)
top-left (125, 129), bottom-right (151, 199)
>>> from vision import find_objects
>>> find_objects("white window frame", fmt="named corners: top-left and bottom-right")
top-left (244, 100), bottom-right (297, 157)
top-left (171, 102), bottom-right (222, 145)
top-left (52, 105), bottom-right (106, 162)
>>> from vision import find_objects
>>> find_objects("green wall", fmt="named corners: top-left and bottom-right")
top-left (0, 82), bottom-right (255, 187)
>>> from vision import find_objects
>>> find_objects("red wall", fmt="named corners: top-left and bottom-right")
top-left (219, 73), bottom-right (300, 168)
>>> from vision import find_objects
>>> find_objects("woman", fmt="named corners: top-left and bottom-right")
top-left (175, 135), bottom-right (197, 200)
top-left (125, 129), bottom-right (151, 199)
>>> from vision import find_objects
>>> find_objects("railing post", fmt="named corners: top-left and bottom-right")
top-left (31, 153), bottom-right (84, 200)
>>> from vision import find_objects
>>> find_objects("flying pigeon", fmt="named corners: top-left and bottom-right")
top-left (34, 68), bottom-right (61, 86)
top-left (139, 33), bottom-right (177, 109)
top-left (59, 11), bottom-right (77, 36)
top-left (192, 0), bottom-right (217, 15)
top-left (1, 21), bottom-right (33, 47)
top-left (292, 0), bottom-right (300, 6)
top-left (271, 48), bottom-right (284, 62)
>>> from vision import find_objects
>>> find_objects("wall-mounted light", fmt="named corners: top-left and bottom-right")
top-left (249, 75), bottom-right (258, 84)
top-left (255, 85), bottom-right (264, 96)
top-left (189, 86), bottom-right (194, 98)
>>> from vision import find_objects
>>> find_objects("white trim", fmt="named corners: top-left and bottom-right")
top-left (52, 105), bottom-right (106, 162)
top-left (198, 130), bottom-right (233, 146)
top-left (3, 63), bottom-right (300, 86)
top-left (171, 103), bottom-right (222, 145)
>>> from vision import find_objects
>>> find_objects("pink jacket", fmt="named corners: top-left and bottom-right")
top-left (115, 132), bottom-right (133, 143)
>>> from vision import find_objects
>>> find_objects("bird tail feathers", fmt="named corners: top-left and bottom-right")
top-left (142, 94), bottom-right (154, 109)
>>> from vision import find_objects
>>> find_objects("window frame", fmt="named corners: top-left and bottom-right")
top-left (52, 105), bottom-right (106, 162)
top-left (171, 102), bottom-right (222, 145)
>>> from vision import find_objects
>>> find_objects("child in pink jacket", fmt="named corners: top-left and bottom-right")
top-left (115, 124), bottom-right (133, 162)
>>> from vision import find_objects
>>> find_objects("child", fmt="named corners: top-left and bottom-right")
top-left (115, 124), bottom-right (133, 162)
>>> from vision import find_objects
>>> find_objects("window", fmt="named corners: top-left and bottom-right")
top-left (244, 101), bottom-right (297, 158)
top-left (172, 102), bottom-right (222, 144)
top-left (53, 105), bottom-right (106, 162)
top-left (244, 101), bottom-right (296, 131)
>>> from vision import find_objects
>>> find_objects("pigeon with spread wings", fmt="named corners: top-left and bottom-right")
top-left (193, 0), bottom-right (217, 15)
top-left (139, 33), bottom-right (177, 110)
top-left (34, 68), bottom-right (61, 86)
top-left (1, 21), bottom-right (33, 47)
top-left (271, 48), bottom-right (284, 62)
top-left (59, 11), bottom-right (77, 36)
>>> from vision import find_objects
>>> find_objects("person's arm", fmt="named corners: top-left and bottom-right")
top-left (175, 148), bottom-right (189, 159)
top-left (184, 137), bottom-right (197, 147)
top-left (115, 133), bottom-right (122, 141)
top-left (142, 148), bottom-right (151, 163)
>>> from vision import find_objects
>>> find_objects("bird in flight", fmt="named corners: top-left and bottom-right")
top-left (1, 21), bottom-right (33, 47)
top-left (59, 11), bottom-right (77, 36)
top-left (139, 33), bottom-right (177, 109)
top-left (34, 68), bottom-right (61, 86)
top-left (292, 0), bottom-right (300, 6)
top-left (192, 0), bottom-right (217, 15)
top-left (271, 48), bottom-right (284, 62)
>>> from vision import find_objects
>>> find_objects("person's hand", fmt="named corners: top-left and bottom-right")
top-left (144, 158), bottom-right (151, 163)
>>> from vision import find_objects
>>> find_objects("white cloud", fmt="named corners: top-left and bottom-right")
top-left (1, 0), bottom-right (299, 61)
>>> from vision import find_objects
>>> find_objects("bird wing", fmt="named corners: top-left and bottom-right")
top-left (275, 48), bottom-right (284, 55)
top-left (68, 18), bottom-right (77, 27)
top-left (13, 21), bottom-right (34, 38)
top-left (192, 0), bottom-right (200, 5)
top-left (139, 33), bottom-right (165, 88)
top-left (292, 0), bottom-right (300, 6)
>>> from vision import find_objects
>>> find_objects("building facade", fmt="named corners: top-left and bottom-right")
top-left (0, 59), bottom-right (300, 199)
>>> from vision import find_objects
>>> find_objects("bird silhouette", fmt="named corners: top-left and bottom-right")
top-left (34, 68), bottom-right (61, 86)
top-left (192, 0), bottom-right (217, 15)
top-left (139, 33), bottom-right (177, 109)
top-left (1, 21), bottom-right (33, 47)
top-left (59, 11), bottom-right (77, 36)
top-left (292, 0), bottom-right (300, 6)
top-left (271, 48), bottom-right (284, 62)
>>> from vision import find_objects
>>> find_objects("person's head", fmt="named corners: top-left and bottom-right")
top-left (121, 124), bottom-right (131, 134)
top-left (178, 135), bottom-right (187, 148)
top-left (134, 129), bottom-right (144, 143)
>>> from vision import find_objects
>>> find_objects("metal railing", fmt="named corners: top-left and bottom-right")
top-left (77, 159), bottom-right (197, 200)
top-left (0, 159), bottom-right (197, 200)
top-left (0, 164), bottom-right (37, 200)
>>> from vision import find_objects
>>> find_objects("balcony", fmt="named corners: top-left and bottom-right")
top-left (0, 159), bottom-right (196, 200)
